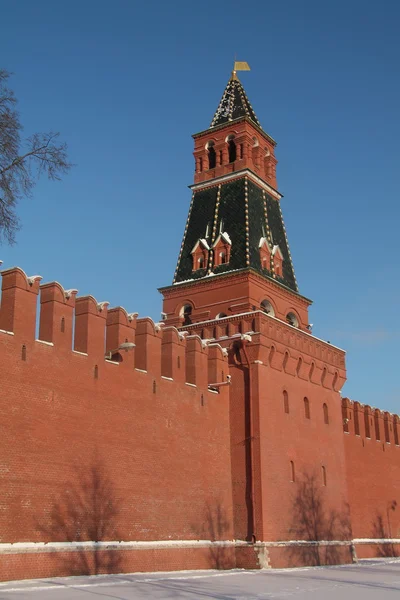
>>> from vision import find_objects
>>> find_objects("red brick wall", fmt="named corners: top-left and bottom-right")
top-left (343, 399), bottom-right (400, 554)
top-left (0, 268), bottom-right (234, 580)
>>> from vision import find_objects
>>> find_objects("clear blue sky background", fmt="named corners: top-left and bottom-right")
top-left (1, 0), bottom-right (399, 412)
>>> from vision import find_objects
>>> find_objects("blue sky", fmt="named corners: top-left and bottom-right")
top-left (1, 0), bottom-right (399, 411)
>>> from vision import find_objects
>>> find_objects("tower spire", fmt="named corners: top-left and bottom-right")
top-left (210, 62), bottom-right (260, 129)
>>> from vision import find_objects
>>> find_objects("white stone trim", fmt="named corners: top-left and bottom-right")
top-left (190, 169), bottom-right (282, 200)
top-left (1, 538), bottom-right (395, 555)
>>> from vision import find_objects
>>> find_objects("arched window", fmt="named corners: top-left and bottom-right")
top-left (216, 312), bottom-right (227, 319)
top-left (220, 251), bottom-right (227, 264)
top-left (323, 403), bottom-right (329, 425)
top-left (304, 397), bottom-right (310, 419)
top-left (198, 157), bottom-right (203, 172)
top-left (21, 344), bottom-right (26, 361)
top-left (207, 141), bottom-right (216, 169)
top-left (322, 466), bottom-right (327, 486)
top-left (260, 299), bottom-right (275, 316)
top-left (227, 136), bottom-right (236, 163)
top-left (290, 460), bottom-right (295, 482)
top-left (364, 409), bottom-right (371, 438)
top-left (296, 357), bottom-right (302, 376)
top-left (180, 304), bottom-right (192, 326)
top-left (60, 317), bottom-right (65, 333)
top-left (286, 312), bottom-right (299, 327)
top-left (283, 390), bottom-right (289, 414)
top-left (94, 365), bottom-right (98, 379)
top-left (198, 256), bottom-right (204, 269)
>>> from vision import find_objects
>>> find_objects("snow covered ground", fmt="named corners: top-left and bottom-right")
top-left (1, 558), bottom-right (400, 599)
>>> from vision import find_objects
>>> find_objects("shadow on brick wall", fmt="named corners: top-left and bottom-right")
top-left (190, 501), bottom-right (233, 569)
top-left (37, 455), bottom-right (122, 576)
top-left (288, 471), bottom-right (352, 566)
top-left (372, 502), bottom-right (398, 558)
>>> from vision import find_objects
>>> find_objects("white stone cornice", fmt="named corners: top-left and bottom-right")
top-left (190, 169), bottom-right (282, 200)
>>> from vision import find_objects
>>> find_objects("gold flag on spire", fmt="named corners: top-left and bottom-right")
top-left (234, 61), bottom-right (250, 71)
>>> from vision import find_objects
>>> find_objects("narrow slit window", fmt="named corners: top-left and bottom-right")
top-left (304, 397), bottom-right (310, 419)
top-left (21, 345), bottom-right (27, 361)
top-left (290, 460), bottom-right (295, 482)
top-left (322, 466), bottom-right (327, 486)
top-left (323, 403), bottom-right (329, 425)
top-left (60, 317), bottom-right (65, 333)
top-left (283, 390), bottom-right (289, 414)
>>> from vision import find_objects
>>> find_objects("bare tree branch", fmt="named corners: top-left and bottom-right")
top-left (0, 69), bottom-right (73, 244)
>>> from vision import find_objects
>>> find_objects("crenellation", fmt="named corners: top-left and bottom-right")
top-left (342, 398), bottom-right (400, 444)
top-left (74, 295), bottom-right (109, 356)
top-left (106, 306), bottom-right (137, 365)
top-left (185, 334), bottom-right (208, 388)
top-left (161, 326), bottom-right (186, 382)
top-left (39, 281), bottom-right (77, 348)
top-left (0, 267), bottom-right (42, 338)
top-left (207, 342), bottom-right (227, 385)
top-left (135, 317), bottom-right (162, 376)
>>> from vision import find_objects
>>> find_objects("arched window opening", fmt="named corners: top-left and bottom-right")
top-left (94, 365), bottom-right (99, 380)
top-left (309, 362), bottom-right (315, 381)
top-left (290, 460), bottom-right (295, 482)
top-left (177, 356), bottom-right (181, 369)
top-left (304, 397), bottom-right (310, 420)
top-left (364, 410), bottom-right (371, 438)
top-left (394, 418), bottom-right (399, 446)
top-left (219, 150), bottom-right (223, 165)
top-left (60, 317), bottom-right (65, 333)
top-left (323, 403), bottom-right (329, 425)
top-left (322, 466), bottom-right (327, 486)
top-left (216, 312), bottom-right (227, 319)
top-left (180, 304), bottom-right (192, 326)
top-left (21, 344), bottom-right (27, 361)
top-left (275, 263), bottom-right (281, 276)
top-left (260, 299), bottom-right (275, 316)
top-left (384, 414), bottom-right (390, 443)
top-left (283, 390), bottom-right (289, 414)
top-left (374, 410), bottom-right (380, 441)
top-left (269, 345), bottom-right (275, 365)
top-left (220, 251), bottom-right (227, 264)
top-left (153, 380), bottom-right (157, 394)
top-left (283, 351), bottom-right (289, 371)
top-left (199, 157), bottom-right (203, 172)
top-left (207, 141), bottom-right (216, 169)
top-left (286, 312), bottom-right (299, 327)
top-left (296, 357), bottom-right (302, 376)
top-left (198, 256), bottom-right (205, 269)
top-left (354, 405), bottom-right (360, 435)
top-left (228, 139), bottom-right (236, 163)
